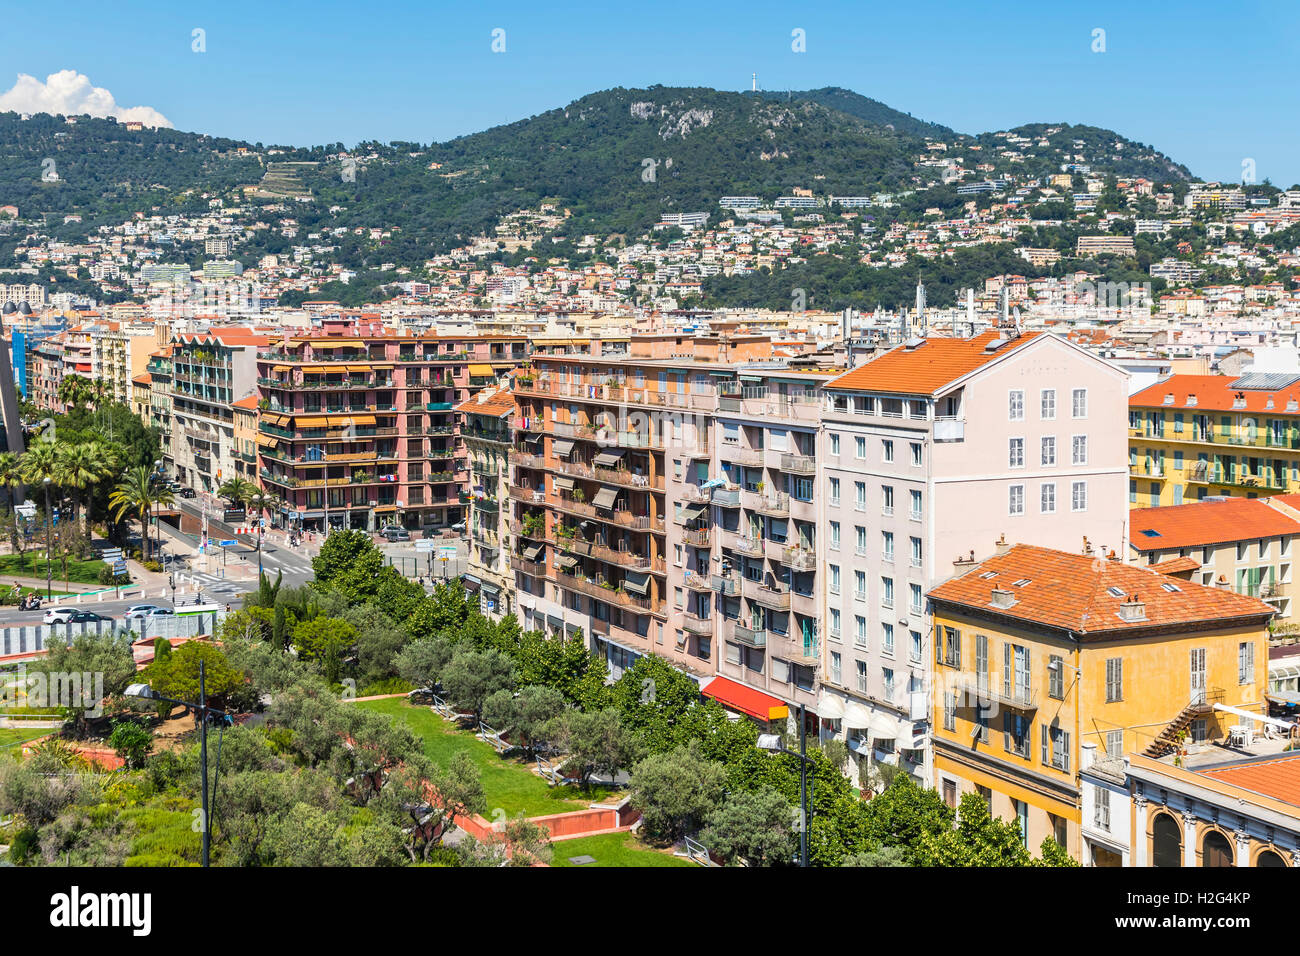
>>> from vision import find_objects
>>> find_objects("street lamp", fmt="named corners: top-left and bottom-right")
top-left (41, 477), bottom-right (51, 600)
top-left (168, 572), bottom-right (176, 607)
top-left (758, 701), bottom-right (815, 867)
top-left (126, 659), bottom-right (230, 867)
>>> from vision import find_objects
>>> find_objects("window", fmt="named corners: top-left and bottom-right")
top-left (880, 621), bottom-right (892, 654)
top-left (855, 525), bottom-right (867, 556)
top-left (1072, 388), bottom-right (1088, 418)
top-left (1072, 434), bottom-right (1088, 465)
top-left (855, 615), bottom-right (867, 646)
top-left (1048, 654), bottom-right (1064, 699)
top-left (1072, 480), bottom-right (1088, 512)
top-left (831, 652), bottom-right (842, 685)
top-left (855, 482), bottom-right (866, 511)
top-left (1009, 437), bottom-right (1025, 468)
top-left (856, 660), bottom-right (868, 693)
top-left (1004, 713), bottom-right (1030, 758)
top-left (1009, 389), bottom-right (1025, 421)
top-left (1105, 657), bottom-right (1123, 702)
top-left (909, 583), bottom-right (922, 614)
top-left (910, 536), bottom-right (922, 567)
top-left (943, 778), bottom-right (957, 807)
top-left (943, 691), bottom-right (956, 732)
top-left (883, 668), bottom-right (895, 701)
top-left (939, 625), bottom-right (962, 667)
top-left (910, 489), bottom-right (922, 520)
top-left (910, 442), bottom-right (922, 466)
top-left (1094, 786), bottom-right (1111, 831)
top-left (830, 433), bottom-right (840, 456)
top-left (1009, 484), bottom-right (1025, 516)
top-left (882, 486), bottom-right (894, 515)
top-left (974, 633), bottom-right (989, 694)
top-left (910, 630), bottom-right (922, 663)
top-left (828, 477), bottom-right (840, 506)
top-left (829, 608), bottom-right (841, 638)
top-left (882, 440), bottom-right (894, 463)
top-left (1040, 482), bottom-right (1056, 514)
top-left (855, 436), bottom-right (866, 460)
top-left (1239, 641), bottom-right (1255, 684)
top-left (829, 564), bottom-right (841, 594)
top-left (1041, 436), bottom-right (1056, 466)
top-left (829, 521), bottom-right (841, 550)
top-left (882, 531), bottom-right (895, 562)
top-left (1005, 643), bottom-right (1031, 705)
top-left (1106, 730), bottom-right (1123, 757)
top-left (1041, 724), bottom-right (1070, 772)
top-left (853, 570), bottom-right (866, 601)
top-left (881, 577), bottom-right (895, 608)
top-left (1041, 389), bottom-right (1056, 420)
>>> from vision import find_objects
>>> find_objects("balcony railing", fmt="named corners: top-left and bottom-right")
top-left (682, 528), bottom-right (711, 548)
top-left (555, 571), bottom-right (653, 611)
top-left (746, 580), bottom-right (791, 610)
top-left (680, 612), bottom-right (713, 636)
top-left (779, 454), bottom-right (816, 475)
top-left (731, 622), bottom-right (767, 647)
top-left (781, 545), bottom-right (816, 571)
top-left (711, 572), bottom-right (740, 596)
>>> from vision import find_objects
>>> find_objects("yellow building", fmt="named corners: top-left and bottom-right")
top-left (929, 543), bottom-right (1273, 861)
top-left (232, 395), bottom-right (260, 485)
top-left (1129, 373), bottom-right (1300, 508)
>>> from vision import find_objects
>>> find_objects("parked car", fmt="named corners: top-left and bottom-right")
top-left (66, 611), bottom-right (109, 624)
top-left (381, 527), bottom-right (411, 542)
top-left (125, 604), bottom-right (173, 620)
top-left (43, 607), bottom-right (77, 625)
top-left (451, 522), bottom-right (466, 533)
top-left (178, 487), bottom-right (197, 499)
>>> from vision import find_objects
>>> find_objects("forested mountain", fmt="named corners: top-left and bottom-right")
top-left (759, 87), bottom-right (953, 139)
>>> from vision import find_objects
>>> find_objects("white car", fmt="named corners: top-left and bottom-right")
top-left (43, 608), bottom-right (77, 625)
top-left (125, 604), bottom-right (169, 620)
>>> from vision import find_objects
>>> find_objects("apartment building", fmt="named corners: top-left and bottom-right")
top-left (256, 330), bottom-right (526, 533)
top-left (818, 331), bottom-right (1129, 788)
top-left (1129, 373), bottom-right (1300, 507)
top-left (508, 334), bottom-right (790, 685)
top-left (232, 396), bottom-right (260, 485)
top-left (1128, 496), bottom-right (1300, 619)
top-left (89, 322), bottom-right (155, 405)
top-left (145, 347), bottom-right (174, 469)
top-left (458, 384), bottom-right (517, 617)
top-left (171, 329), bottom-right (270, 494)
top-left (929, 544), bottom-right (1273, 862)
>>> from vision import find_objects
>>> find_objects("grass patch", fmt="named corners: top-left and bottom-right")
top-left (355, 698), bottom-right (617, 818)
top-left (0, 553), bottom-right (109, 585)
top-left (0, 727), bottom-right (52, 749)
top-left (549, 832), bottom-right (694, 868)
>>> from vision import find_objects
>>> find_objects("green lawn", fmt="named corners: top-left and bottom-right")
top-left (355, 698), bottom-right (617, 818)
top-left (0, 727), bottom-right (51, 750)
top-left (550, 832), bottom-right (694, 868)
top-left (0, 552), bottom-right (109, 585)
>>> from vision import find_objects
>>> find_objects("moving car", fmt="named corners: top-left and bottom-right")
top-left (178, 487), bottom-right (197, 499)
top-left (43, 607), bottom-right (77, 625)
top-left (65, 611), bottom-right (109, 624)
top-left (380, 527), bottom-right (410, 542)
top-left (125, 604), bottom-right (174, 620)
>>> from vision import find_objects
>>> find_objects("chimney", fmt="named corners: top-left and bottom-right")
top-left (1108, 549), bottom-right (1120, 562)
top-left (1080, 740), bottom-right (1098, 771)
top-left (1118, 594), bottom-right (1147, 622)
top-left (1082, 535), bottom-right (1093, 555)
top-left (1216, 573), bottom-right (1232, 590)
top-left (953, 549), bottom-right (977, 571)
top-left (994, 533), bottom-right (1011, 556)
top-left (990, 588), bottom-right (1016, 609)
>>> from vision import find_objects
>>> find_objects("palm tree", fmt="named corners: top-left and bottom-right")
top-left (243, 489), bottom-right (282, 578)
top-left (0, 452), bottom-right (27, 572)
top-left (109, 466), bottom-right (174, 563)
top-left (217, 477), bottom-right (256, 509)
top-left (55, 442), bottom-right (100, 536)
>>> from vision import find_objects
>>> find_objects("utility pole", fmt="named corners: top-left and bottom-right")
top-left (199, 658), bottom-right (209, 868)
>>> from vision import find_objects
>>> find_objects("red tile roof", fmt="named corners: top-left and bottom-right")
top-left (1150, 556), bottom-right (1201, 575)
top-left (232, 395), bottom-right (259, 411)
top-left (455, 387), bottom-right (517, 418)
top-left (1129, 498), bottom-right (1300, 552)
top-left (825, 330), bottom-right (1042, 395)
top-left (1131, 374), bottom-right (1300, 415)
top-left (929, 543), bottom-right (1273, 635)
top-left (1198, 754), bottom-right (1300, 808)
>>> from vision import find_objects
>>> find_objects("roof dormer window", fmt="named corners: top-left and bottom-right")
top-left (1186, 394), bottom-right (1197, 406)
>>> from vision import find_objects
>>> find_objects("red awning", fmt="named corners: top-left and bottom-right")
top-left (701, 676), bottom-right (789, 722)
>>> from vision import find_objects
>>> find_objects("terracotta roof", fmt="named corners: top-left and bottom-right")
top-left (131, 373), bottom-right (151, 386)
top-left (1150, 556), bottom-right (1201, 575)
top-left (1129, 498), bottom-right (1300, 552)
top-left (232, 395), bottom-right (259, 411)
top-left (825, 330), bottom-right (1043, 395)
top-left (454, 387), bottom-right (517, 418)
top-left (1131, 374), bottom-right (1300, 415)
top-left (928, 543), bottom-right (1273, 635)
top-left (1198, 754), bottom-right (1300, 808)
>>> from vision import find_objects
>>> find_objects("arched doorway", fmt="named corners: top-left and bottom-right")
top-left (1258, 849), bottom-right (1286, 868)
top-left (1202, 830), bottom-right (1234, 867)
top-left (1153, 813), bottom-right (1182, 867)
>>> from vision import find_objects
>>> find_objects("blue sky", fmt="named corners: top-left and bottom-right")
top-left (7, 0), bottom-right (1300, 183)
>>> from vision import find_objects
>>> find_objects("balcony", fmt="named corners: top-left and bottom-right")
top-left (954, 673), bottom-right (1039, 712)
top-left (510, 554), bottom-right (547, 578)
top-left (934, 417), bottom-right (965, 442)
top-left (752, 492), bottom-right (790, 517)
top-left (555, 571), bottom-right (653, 611)
top-left (785, 637), bottom-right (821, 663)
top-left (720, 444), bottom-right (765, 467)
top-left (553, 535), bottom-right (657, 572)
top-left (682, 527), bottom-right (711, 548)
top-left (731, 622), bottom-right (767, 647)
top-left (683, 570), bottom-right (712, 591)
top-left (711, 572), bottom-right (740, 596)
top-left (729, 533), bottom-right (765, 557)
top-left (712, 486), bottom-right (741, 507)
top-left (781, 545), bottom-right (816, 571)
top-left (680, 612), bottom-right (713, 636)
top-left (778, 454), bottom-right (816, 475)
top-left (745, 579), bottom-right (791, 610)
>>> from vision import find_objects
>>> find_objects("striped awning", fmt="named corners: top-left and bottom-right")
top-left (350, 415), bottom-right (377, 426)
top-left (469, 363), bottom-right (494, 376)
top-left (296, 416), bottom-right (329, 427)
top-left (680, 502), bottom-right (707, 522)
top-left (592, 487), bottom-right (619, 511)
top-left (553, 476), bottom-right (575, 492)
top-left (555, 553), bottom-right (578, 572)
top-left (256, 434), bottom-right (278, 448)
top-left (593, 451), bottom-right (622, 468)
top-left (302, 366), bottom-right (327, 373)
top-left (623, 571), bottom-right (651, 596)
top-left (553, 439), bottom-right (575, 458)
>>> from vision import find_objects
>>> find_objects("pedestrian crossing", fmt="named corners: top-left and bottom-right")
top-left (187, 571), bottom-right (250, 598)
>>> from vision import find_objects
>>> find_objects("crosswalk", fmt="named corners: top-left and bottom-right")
top-left (187, 571), bottom-right (251, 598)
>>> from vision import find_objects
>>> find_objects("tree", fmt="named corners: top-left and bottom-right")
top-left (108, 465), bottom-right (173, 562)
top-left (857, 773), bottom-right (955, 866)
top-left (217, 477), bottom-right (256, 508)
top-left (701, 787), bottom-right (799, 866)
top-left (311, 529), bottom-right (385, 602)
top-left (439, 647), bottom-right (514, 719)
top-left (292, 617), bottom-right (357, 685)
top-left (545, 707), bottom-right (641, 787)
top-left (627, 741), bottom-right (726, 843)
top-left (393, 636), bottom-right (455, 691)
top-left (108, 719), bottom-right (153, 769)
top-left (840, 845), bottom-right (908, 867)
top-left (481, 684), bottom-right (565, 755)
top-left (611, 654), bottom-right (704, 753)
top-left (143, 641), bottom-right (243, 708)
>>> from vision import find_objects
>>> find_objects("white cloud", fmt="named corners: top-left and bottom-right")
top-left (0, 70), bottom-right (172, 128)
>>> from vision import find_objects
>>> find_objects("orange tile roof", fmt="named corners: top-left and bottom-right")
top-left (1131, 374), bottom-right (1300, 415)
top-left (455, 388), bottom-right (517, 418)
top-left (1151, 556), bottom-right (1201, 575)
top-left (1129, 498), bottom-right (1300, 552)
top-left (825, 330), bottom-right (1042, 395)
top-left (1198, 754), bottom-right (1300, 808)
top-left (232, 395), bottom-right (259, 411)
top-left (928, 543), bottom-right (1273, 636)
top-left (131, 373), bottom-right (151, 386)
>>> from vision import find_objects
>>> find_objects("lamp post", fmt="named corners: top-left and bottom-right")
top-left (41, 477), bottom-right (51, 599)
top-left (126, 659), bottom-right (229, 867)
top-left (758, 702), bottom-right (814, 867)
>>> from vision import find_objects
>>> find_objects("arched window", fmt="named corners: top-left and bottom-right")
top-left (1202, 830), bottom-right (1234, 867)
top-left (1153, 813), bottom-right (1182, 867)
top-left (1257, 849), bottom-right (1286, 868)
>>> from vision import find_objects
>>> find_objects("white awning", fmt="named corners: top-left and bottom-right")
top-left (815, 692), bottom-right (845, 720)
top-left (1213, 702), bottom-right (1296, 730)
top-left (868, 712), bottom-right (900, 741)
top-left (553, 439), bottom-right (575, 458)
top-left (843, 700), bottom-right (873, 728)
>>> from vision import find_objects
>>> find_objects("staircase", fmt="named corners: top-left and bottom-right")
top-left (1142, 690), bottom-right (1222, 758)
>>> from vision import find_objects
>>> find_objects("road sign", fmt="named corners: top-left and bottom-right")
top-left (218, 539), bottom-right (237, 547)
top-left (112, 561), bottom-right (126, 575)
top-left (437, 546), bottom-right (458, 557)
top-left (415, 540), bottom-right (436, 552)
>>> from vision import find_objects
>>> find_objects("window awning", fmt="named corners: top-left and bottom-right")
top-left (680, 502), bottom-right (707, 522)
top-left (555, 553), bottom-right (578, 572)
top-left (553, 439), bottom-right (575, 458)
top-left (256, 434), bottom-right (278, 448)
top-left (843, 699), bottom-right (873, 727)
top-left (302, 365), bottom-right (327, 373)
top-left (702, 676), bottom-right (789, 722)
top-left (817, 692), bottom-right (846, 721)
top-left (1212, 702), bottom-right (1296, 730)
top-left (1268, 690), bottom-right (1300, 706)
top-left (469, 363), bottom-right (494, 376)
top-left (521, 543), bottom-right (543, 561)
top-left (272, 365), bottom-right (290, 372)
top-left (593, 487), bottom-right (619, 511)
top-left (295, 416), bottom-right (329, 427)
top-left (553, 476), bottom-right (575, 492)
top-left (460, 576), bottom-right (481, 594)
top-left (593, 451), bottom-right (623, 468)
top-left (624, 570), bottom-right (651, 596)
top-left (262, 413), bottom-right (287, 426)
top-left (350, 415), bottom-right (377, 426)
